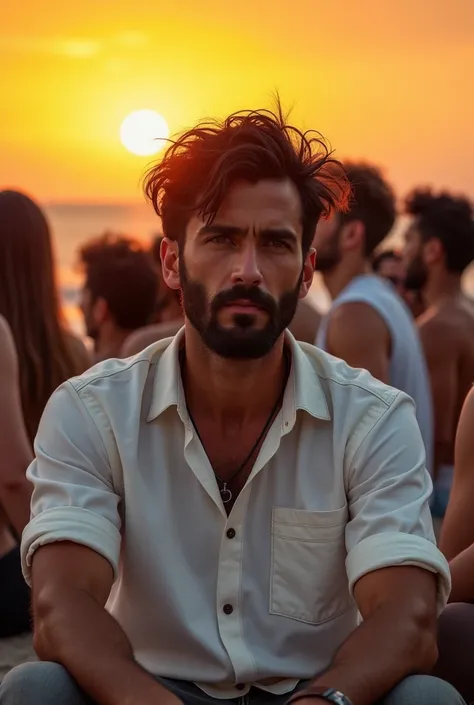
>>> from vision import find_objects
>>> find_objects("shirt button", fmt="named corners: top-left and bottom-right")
top-left (223, 604), bottom-right (234, 615)
top-left (226, 528), bottom-right (236, 539)
top-left (236, 684), bottom-right (245, 691)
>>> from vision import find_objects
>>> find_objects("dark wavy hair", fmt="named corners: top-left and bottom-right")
top-left (79, 233), bottom-right (158, 329)
top-left (143, 103), bottom-right (349, 256)
top-left (339, 162), bottom-right (396, 256)
top-left (405, 188), bottom-right (474, 273)
top-left (0, 190), bottom-right (86, 441)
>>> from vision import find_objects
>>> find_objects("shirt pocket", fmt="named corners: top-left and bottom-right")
top-left (270, 506), bottom-right (352, 625)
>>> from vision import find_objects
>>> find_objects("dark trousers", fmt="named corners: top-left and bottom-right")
top-left (0, 547), bottom-right (31, 638)
top-left (434, 603), bottom-right (474, 704)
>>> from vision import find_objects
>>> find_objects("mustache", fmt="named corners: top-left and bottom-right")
top-left (211, 285), bottom-right (276, 315)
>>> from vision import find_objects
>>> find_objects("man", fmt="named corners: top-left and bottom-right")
top-left (121, 235), bottom-right (184, 355)
top-left (372, 249), bottom-right (425, 318)
top-left (313, 162), bottom-right (433, 474)
top-left (403, 188), bottom-right (474, 517)
top-left (79, 233), bottom-right (158, 361)
top-left (371, 249), bottom-right (405, 293)
top-left (1, 108), bottom-right (460, 705)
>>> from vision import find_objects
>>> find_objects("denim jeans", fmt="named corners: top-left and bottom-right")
top-left (0, 662), bottom-right (466, 705)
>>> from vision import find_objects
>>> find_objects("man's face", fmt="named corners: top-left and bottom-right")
top-left (312, 213), bottom-right (343, 272)
top-left (403, 224), bottom-right (428, 291)
top-left (176, 179), bottom-right (314, 359)
top-left (377, 256), bottom-right (406, 294)
top-left (79, 287), bottom-right (99, 340)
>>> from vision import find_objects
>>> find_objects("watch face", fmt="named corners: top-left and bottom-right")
top-left (323, 689), bottom-right (352, 705)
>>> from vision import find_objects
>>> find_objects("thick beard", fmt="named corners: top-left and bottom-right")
top-left (404, 256), bottom-right (428, 291)
top-left (179, 258), bottom-right (301, 359)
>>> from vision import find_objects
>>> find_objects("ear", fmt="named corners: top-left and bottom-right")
top-left (423, 238), bottom-right (443, 265)
top-left (299, 248), bottom-right (316, 300)
top-left (93, 297), bottom-right (109, 325)
top-left (161, 238), bottom-right (181, 290)
top-left (341, 220), bottom-right (365, 253)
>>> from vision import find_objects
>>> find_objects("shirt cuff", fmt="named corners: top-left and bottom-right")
top-left (21, 506), bottom-right (121, 586)
top-left (346, 532), bottom-right (451, 612)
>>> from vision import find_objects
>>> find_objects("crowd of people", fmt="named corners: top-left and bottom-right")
top-left (0, 103), bottom-right (474, 704)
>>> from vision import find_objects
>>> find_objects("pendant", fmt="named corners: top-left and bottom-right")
top-left (220, 484), bottom-right (233, 504)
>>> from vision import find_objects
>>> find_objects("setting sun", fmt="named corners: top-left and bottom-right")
top-left (120, 110), bottom-right (169, 157)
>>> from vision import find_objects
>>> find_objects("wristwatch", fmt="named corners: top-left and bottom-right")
top-left (310, 688), bottom-right (352, 705)
top-left (288, 687), bottom-right (353, 705)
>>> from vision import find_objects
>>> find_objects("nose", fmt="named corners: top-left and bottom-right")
top-left (230, 241), bottom-right (263, 287)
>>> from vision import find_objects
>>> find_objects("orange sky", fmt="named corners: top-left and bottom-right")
top-left (1, 0), bottom-right (473, 204)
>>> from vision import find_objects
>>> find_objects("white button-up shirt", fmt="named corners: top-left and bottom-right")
top-left (22, 330), bottom-right (450, 699)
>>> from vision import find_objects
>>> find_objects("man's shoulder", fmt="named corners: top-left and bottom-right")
top-left (417, 306), bottom-right (464, 351)
top-left (68, 336), bottom-right (175, 397)
top-left (298, 341), bottom-right (400, 410)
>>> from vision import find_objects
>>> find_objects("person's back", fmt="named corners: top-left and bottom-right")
top-left (403, 188), bottom-right (474, 516)
top-left (317, 274), bottom-right (433, 472)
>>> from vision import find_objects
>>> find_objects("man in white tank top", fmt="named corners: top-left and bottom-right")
top-left (313, 162), bottom-right (433, 474)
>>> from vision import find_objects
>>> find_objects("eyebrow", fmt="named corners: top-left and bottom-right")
top-left (197, 224), bottom-right (244, 237)
top-left (197, 223), bottom-right (298, 243)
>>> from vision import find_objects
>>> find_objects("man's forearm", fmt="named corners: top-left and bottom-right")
top-left (35, 588), bottom-right (179, 705)
top-left (301, 602), bottom-right (437, 705)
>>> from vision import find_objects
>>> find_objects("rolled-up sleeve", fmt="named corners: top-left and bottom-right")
top-left (345, 392), bottom-right (450, 611)
top-left (21, 381), bottom-right (122, 585)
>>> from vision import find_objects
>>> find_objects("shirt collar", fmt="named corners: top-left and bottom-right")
top-left (146, 327), bottom-right (331, 424)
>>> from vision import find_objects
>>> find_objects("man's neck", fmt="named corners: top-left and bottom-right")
top-left (323, 261), bottom-right (371, 301)
top-left (423, 271), bottom-right (462, 308)
top-left (182, 326), bottom-right (288, 427)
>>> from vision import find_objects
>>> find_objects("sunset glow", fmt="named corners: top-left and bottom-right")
top-left (120, 110), bottom-right (169, 156)
top-left (1, 0), bottom-right (473, 203)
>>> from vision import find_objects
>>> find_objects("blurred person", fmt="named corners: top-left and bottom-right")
top-left (121, 235), bottom-right (184, 355)
top-left (403, 188), bottom-right (474, 518)
top-left (372, 249), bottom-right (426, 318)
top-left (429, 387), bottom-right (474, 703)
top-left (287, 297), bottom-right (322, 343)
top-left (314, 163), bottom-right (433, 474)
top-left (0, 190), bottom-right (90, 635)
top-left (0, 316), bottom-right (32, 637)
top-left (79, 233), bottom-right (158, 362)
top-left (372, 249), bottom-right (405, 294)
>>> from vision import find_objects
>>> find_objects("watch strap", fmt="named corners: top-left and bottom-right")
top-left (288, 686), bottom-right (353, 705)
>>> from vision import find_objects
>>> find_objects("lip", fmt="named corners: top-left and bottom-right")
top-left (224, 299), bottom-right (264, 313)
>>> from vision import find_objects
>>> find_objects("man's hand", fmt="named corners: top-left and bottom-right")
top-left (300, 566), bottom-right (438, 705)
top-left (32, 543), bottom-right (175, 705)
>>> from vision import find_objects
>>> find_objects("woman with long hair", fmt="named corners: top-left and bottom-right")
top-left (0, 190), bottom-right (90, 636)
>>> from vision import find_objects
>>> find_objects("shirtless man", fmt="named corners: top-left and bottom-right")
top-left (403, 188), bottom-right (474, 517)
